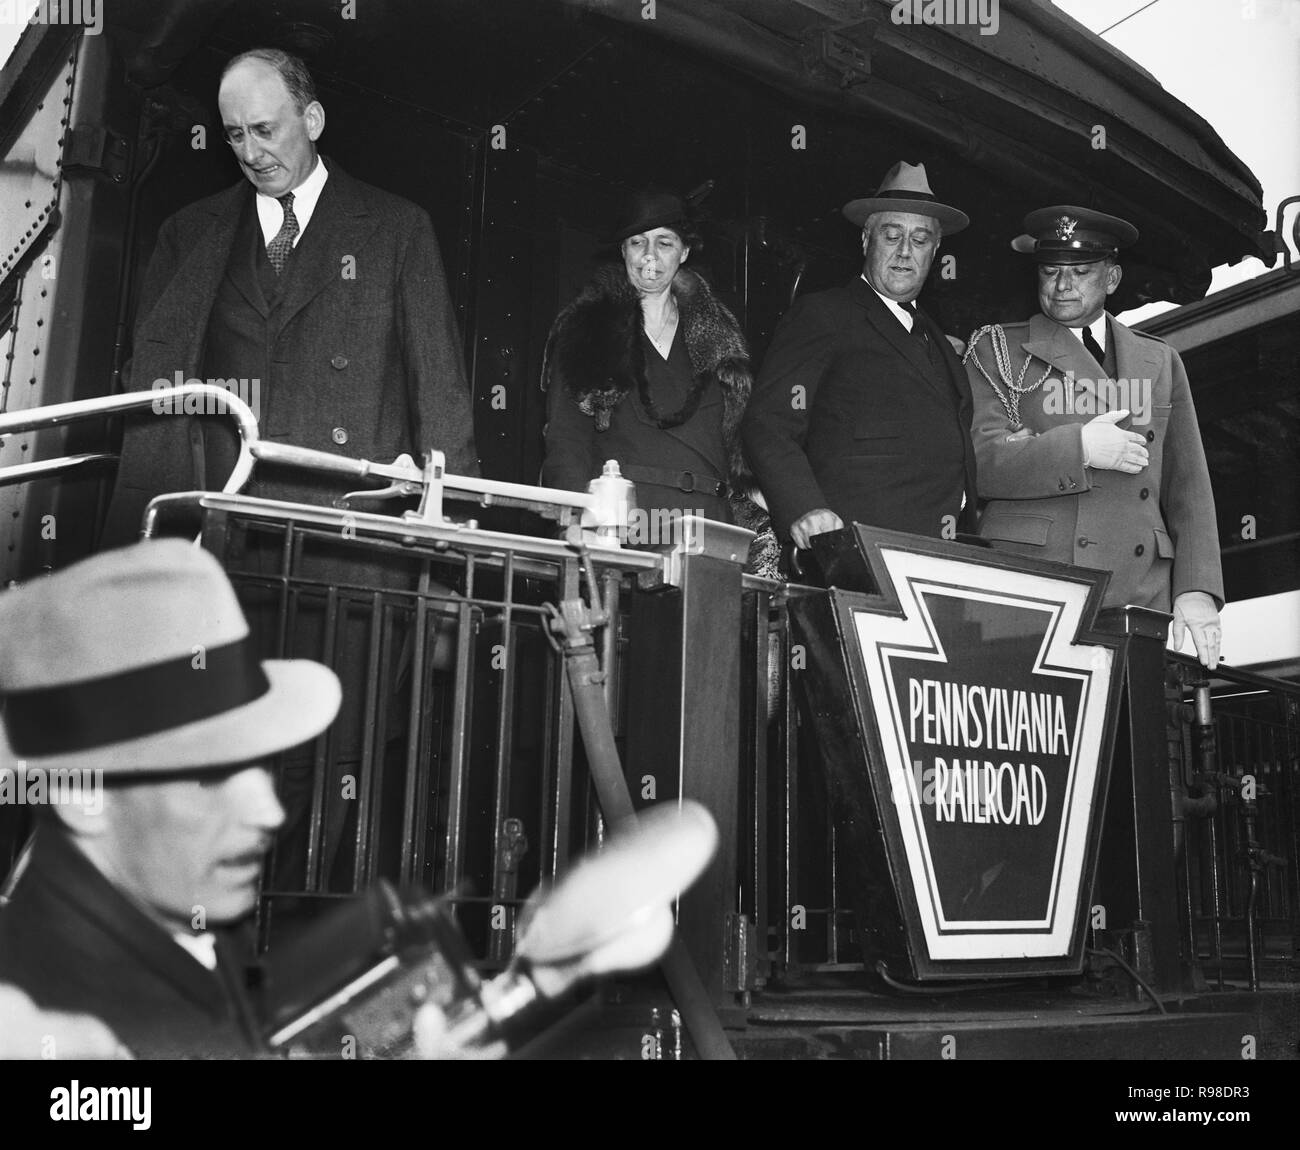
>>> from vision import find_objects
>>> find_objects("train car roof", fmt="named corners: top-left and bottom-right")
top-left (0, 0), bottom-right (1273, 318)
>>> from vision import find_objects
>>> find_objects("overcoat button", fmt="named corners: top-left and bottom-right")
top-left (331, 354), bottom-right (348, 370)
top-left (331, 427), bottom-right (349, 445)
top-left (1135, 544), bottom-right (1145, 556)
top-left (1139, 488), bottom-right (1150, 499)
top-left (1146, 429), bottom-right (1155, 442)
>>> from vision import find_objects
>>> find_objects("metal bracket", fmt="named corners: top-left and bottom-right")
top-left (805, 20), bottom-right (879, 88)
top-left (1260, 193), bottom-right (1300, 272)
top-left (722, 912), bottom-right (758, 994)
top-left (63, 125), bottom-right (130, 182)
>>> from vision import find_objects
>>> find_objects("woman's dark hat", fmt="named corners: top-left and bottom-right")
top-left (1011, 205), bottom-right (1139, 264)
top-left (606, 189), bottom-right (691, 244)
top-left (842, 161), bottom-right (969, 235)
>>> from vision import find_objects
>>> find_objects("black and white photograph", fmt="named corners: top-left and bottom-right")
top-left (0, 0), bottom-right (1295, 1126)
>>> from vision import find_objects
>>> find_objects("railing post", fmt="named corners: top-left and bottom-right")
top-left (1092, 606), bottom-right (1186, 995)
top-left (624, 517), bottom-right (751, 1002)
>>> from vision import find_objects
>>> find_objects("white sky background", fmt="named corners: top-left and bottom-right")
top-left (1054, 0), bottom-right (1300, 322)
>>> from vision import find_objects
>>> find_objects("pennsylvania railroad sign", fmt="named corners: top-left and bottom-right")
top-left (858, 545), bottom-right (1113, 961)
top-left (791, 526), bottom-right (1121, 977)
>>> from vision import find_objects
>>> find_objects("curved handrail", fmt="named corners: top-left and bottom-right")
top-left (0, 384), bottom-right (260, 492)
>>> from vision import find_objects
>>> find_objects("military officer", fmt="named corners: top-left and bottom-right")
top-left (964, 206), bottom-right (1223, 668)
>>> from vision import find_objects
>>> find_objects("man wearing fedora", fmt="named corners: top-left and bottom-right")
top-left (964, 206), bottom-right (1223, 668)
top-left (0, 540), bottom-right (342, 1057)
top-left (742, 161), bottom-right (978, 551)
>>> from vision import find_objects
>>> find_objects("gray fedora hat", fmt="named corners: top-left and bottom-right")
top-left (842, 161), bottom-right (969, 234)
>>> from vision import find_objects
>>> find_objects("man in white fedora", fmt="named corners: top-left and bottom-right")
top-left (0, 540), bottom-right (341, 1057)
top-left (743, 160), bottom-right (978, 555)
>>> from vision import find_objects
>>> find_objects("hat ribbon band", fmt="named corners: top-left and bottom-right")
top-left (2, 638), bottom-right (271, 757)
top-left (877, 189), bottom-right (937, 203)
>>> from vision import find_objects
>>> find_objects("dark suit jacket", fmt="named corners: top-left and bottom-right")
top-left (742, 278), bottom-right (977, 541)
top-left (0, 825), bottom-right (266, 1058)
top-left (102, 160), bottom-right (478, 544)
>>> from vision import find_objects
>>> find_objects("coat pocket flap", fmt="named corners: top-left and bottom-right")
top-left (1154, 527), bottom-right (1175, 558)
top-left (979, 511), bottom-right (1053, 546)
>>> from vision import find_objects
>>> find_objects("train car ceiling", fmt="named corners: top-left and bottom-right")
top-left (86, 0), bottom-right (1268, 329)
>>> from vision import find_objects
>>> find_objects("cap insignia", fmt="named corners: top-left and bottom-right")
top-left (1054, 215), bottom-right (1078, 241)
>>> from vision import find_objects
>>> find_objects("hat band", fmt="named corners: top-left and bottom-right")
top-left (877, 189), bottom-right (937, 203)
top-left (2, 638), bottom-right (271, 757)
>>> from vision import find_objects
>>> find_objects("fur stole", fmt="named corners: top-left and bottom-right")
top-left (543, 264), bottom-right (752, 484)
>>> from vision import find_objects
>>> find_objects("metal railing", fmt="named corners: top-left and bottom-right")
top-left (1165, 655), bottom-right (1299, 992)
top-left (156, 492), bottom-right (663, 961)
top-left (735, 583), bottom-right (1300, 994)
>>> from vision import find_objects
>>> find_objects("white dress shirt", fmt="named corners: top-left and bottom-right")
top-left (863, 275), bottom-right (917, 331)
top-left (1069, 314), bottom-right (1108, 356)
top-left (255, 154), bottom-right (329, 248)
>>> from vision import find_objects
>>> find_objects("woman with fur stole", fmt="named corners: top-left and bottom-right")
top-left (541, 190), bottom-right (756, 534)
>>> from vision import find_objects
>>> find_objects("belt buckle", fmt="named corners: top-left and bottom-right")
top-left (678, 470), bottom-right (696, 494)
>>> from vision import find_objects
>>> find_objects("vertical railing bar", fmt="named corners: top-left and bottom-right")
top-left (537, 617), bottom-right (558, 882)
top-left (305, 583), bottom-right (340, 893)
top-left (488, 552), bottom-right (520, 961)
top-left (352, 590), bottom-right (386, 890)
top-left (441, 598), bottom-right (477, 902)
top-left (399, 563), bottom-right (433, 886)
top-left (411, 590), bottom-right (441, 890)
top-left (549, 558), bottom-right (582, 879)
top-left (782, 601), bottom-right (800, 972)
top-left (751, 594), bottom-right (771, 979)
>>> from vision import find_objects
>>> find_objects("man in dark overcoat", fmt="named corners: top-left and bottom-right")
top-left (102, 46), bottom-right (477, 541)
top-left (0, 541), bottom-right (341, 1057)
top-left (742, 161), bottom-right (978, 551)
top-left (100, 49), bottom-right (476, 888)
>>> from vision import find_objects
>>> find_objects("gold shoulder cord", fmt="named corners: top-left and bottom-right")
top-left (963, 324), bottom-right (1054, 432)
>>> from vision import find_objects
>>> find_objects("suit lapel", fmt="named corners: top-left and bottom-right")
top-left (1109, 313), bottom-right (1162, 385)
top-left (853, 279), bottom-right (948, 398)
top-left (274, 161), bottom-right (382, 334)
top-left (227, 191), bottom-right (271, 317)
top-left (1020, 312), bottom-right (1105, 411)
top-left (34, 828), bottom-right (237, 1017)
top-left (137, 183), bottom-right (248, 369)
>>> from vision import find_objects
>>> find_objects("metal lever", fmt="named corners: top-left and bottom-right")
top-left (341, 453), bottom-right (423, 503)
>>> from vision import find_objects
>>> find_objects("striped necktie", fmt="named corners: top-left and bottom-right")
top-left (266, 192), bottom-right (298, 275)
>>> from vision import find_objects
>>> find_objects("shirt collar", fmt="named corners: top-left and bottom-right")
top-left (254, 154), bottom-right (329, 245)
top-left (1071, 313), bottom-right (1108, 351)
top-left (862, 275), bottom-right (917, 331)
top-left (172, 930), bottom-right (219, 971)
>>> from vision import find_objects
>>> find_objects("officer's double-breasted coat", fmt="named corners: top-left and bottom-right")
top-left (964, 311), bottom-right (1223, 610)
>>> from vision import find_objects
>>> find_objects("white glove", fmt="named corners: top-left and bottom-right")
top-left (1171, 591), bottom-right (1222, 670)
top-left (1081, 410), bottom-right (1149, 472)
